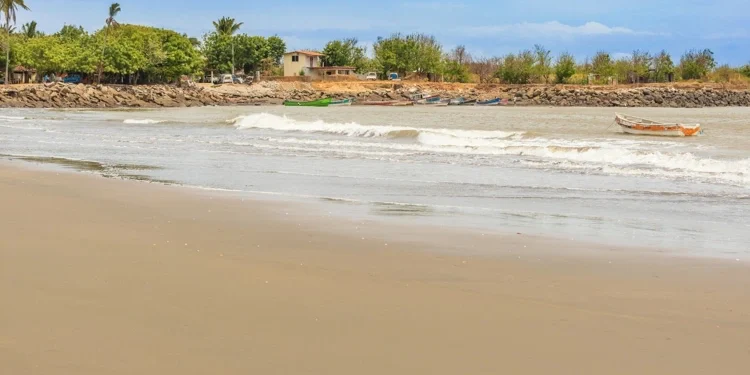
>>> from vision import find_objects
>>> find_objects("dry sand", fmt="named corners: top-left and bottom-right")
top-left (1, 163), bottom-right (749, 375)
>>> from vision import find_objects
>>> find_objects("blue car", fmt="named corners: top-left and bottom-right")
top-left (63, 75), bottom-right (82, 84)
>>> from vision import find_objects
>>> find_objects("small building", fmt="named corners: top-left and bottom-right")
top-left (308, 66), bottom-right (357, 78)
top-left (283, 50), bottom-right (324, 76)
top-left (282, 51), bottom-right (357, 78)
top-left (12, 66), bottom-right (37, 84)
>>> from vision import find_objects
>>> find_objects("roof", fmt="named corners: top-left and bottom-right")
top-left (285, 50), bottom-right (325, 57)
top-left (310, 66), bottom-right (356, 70)
top-left (13, 65), bottom-right (36, 72)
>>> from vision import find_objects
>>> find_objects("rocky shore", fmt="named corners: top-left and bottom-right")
top-left (1, 81), bottom-right (749, 108)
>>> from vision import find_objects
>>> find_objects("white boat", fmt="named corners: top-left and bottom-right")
top-left (614, 113), bottom-right (701, 137)
top-left (329, 98), bottom-right (353, 106)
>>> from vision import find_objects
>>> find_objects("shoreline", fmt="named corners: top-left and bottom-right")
top-left (2, 82), bottom-right (750, 109)
top-left (5, 155), bottom-right (743, 262)
top-left (2, 161), bottom-right (750, 374)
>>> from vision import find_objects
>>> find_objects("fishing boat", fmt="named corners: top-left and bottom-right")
top-left (415, 96), bottom-right (442, 105)
top-left (283, 98), bottom-right (332, 107)
top-left (475, 98), bottom-right (510, 106)
top-left (614, 113), bottom-right (702, 137)
top-left (449, 98), bottom-right (465, 105)
top-left (360, 100), bottom-right (414, 106)
top-left (330, 98), bottom-right (353, 106)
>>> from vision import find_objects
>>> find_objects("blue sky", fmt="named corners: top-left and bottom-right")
top-left (16, 0), bottom-right (750, 64)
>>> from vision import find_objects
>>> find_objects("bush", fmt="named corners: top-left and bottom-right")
top-left (554, 52), bottom-right (576, 83)
top-left (495, 50), bottom-right (535, 84)
top-left (679, 49), bottom-right (715, 80)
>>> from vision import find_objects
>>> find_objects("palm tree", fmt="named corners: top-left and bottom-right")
top-left (20, 20), bottom-right (37, 37)
top-left (212, 17), bottom-right (242, 36)
top-left (1, 0), bottom-right (30, 85)
top-left (212, 17), bottom-right (242, 74)
top-left (98, 2), bottom-right (121, 83)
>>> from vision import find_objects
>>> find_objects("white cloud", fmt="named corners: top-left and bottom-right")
top-left (462, 21), bottom-right (660, 37)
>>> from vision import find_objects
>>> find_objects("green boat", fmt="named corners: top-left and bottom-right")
top-left (283, 98), bottom-right (332, 107)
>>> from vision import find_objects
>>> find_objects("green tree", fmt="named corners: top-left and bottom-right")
top-left (98, 2), bottom-right (121, 82)
top-left (20, 19), bottom-right (39, 38)
top-left (266, 35), bottom-right (285, 63)
top-left (591, 51), bottom-right (614, 80)
top-left (533, 44), bottom-right (552, 83)
top-left (443, 45), bottom-right (471, 82)
top-left (2, 0), bottom-right (30, 84)
top-left (373, 33), bottom-right (443, 78)
top-left (321, 38), bottom-right (366, 71)
top-left (612, 57), bottom-right (631, 84)
top-left (651, 50), bottom-right (674, 82)
top-left (631, 50), bottom-right (650, 83)
top-left (212, 16), bottom-right (242, 73)
top-left (679, 49), bottom-right (716, 80)
top-left (554, 52), bottom-right (576, 83)
top-left (495, 50), bottom-right (535, 84)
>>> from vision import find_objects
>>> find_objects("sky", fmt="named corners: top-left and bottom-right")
top-left (15, 0), bottom-right (750, 65)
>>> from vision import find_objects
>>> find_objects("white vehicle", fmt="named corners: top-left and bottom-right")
top-left (365, 72), bottom-right (377, 80)
top-left (220, 74), bottom-right (234, 84)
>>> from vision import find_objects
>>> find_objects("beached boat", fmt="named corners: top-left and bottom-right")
top-left (614, 113), bottom-right (701, 137)
top-left (449, 98), bottom-right (465, 105)
top-left (415, 96), bottom-right (441, 105)
top-left (283, 98), bottom-right (332, 107)
top-left (330, 98), bottom-right (353, 106)
top-left (360, 100), bottom-right (414, 106)
top-left (474, 98), bottom-right (507, 106)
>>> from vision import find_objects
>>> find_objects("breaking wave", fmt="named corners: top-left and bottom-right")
top-left (123, 119), bottom-right (167, 124)
top-left (231, 112), bottom-right (524, 140)
top-left (228, 113), bottom-right (750, 186)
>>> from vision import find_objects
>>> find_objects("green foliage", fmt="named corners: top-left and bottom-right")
top-left (651, 50), bottom-right (674, 82)
top-left (554, 52), bottom-right (576, 83)
top-left (443, 45), bottom-right (471, 82)
top-left (533, 44), bottom-right (552, 83)
top-left (612, 58), bottom-right (631, 83)
top-left (12, 25), bottom-right (98, 74)
top-left (591, 51), bottom-right (613, 78)
top-left (740, 63), bottom-right (750, 78)
top-left (212, 17), bottom-right (242, 36)
top-left (201, 32), bottom-right (286, 73)
top-left (631, 50), bottom-right (650, 83)
top-left (495, 50), bottom-right (535, 84)
top-left (373, 33), bottom-right (443, 77)
top-left (20, 20), bottom-right (41, 38)
top-left (679, 49), bottom-right (715, 80)
top-left (321, 38), bottom-right (367, 71)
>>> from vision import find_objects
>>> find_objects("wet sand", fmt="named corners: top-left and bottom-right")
top-left (1, 163), bottom-right (749, 375)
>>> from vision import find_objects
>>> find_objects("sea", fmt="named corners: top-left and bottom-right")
top-left (1, 105), bottom-right (748, 258)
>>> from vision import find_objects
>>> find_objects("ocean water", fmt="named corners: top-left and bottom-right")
top-left (1, 106), bottom-right (749, 258)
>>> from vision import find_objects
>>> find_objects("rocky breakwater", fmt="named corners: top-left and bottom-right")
top-left (0, 83), bottom-right (274, 108)
top-left (320, 84), bottom-right (750, 108)
top-left (503, 86), bottom-right (750, 107)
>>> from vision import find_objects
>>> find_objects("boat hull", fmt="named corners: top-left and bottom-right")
top-left (615, 113), bottom-right (701, 137)
top-left (329, 99), bottom-right (353, 106)
top-left (360, 101), bottom-right (414, 106)
top-left (283, 98), bottom-right (332, 107)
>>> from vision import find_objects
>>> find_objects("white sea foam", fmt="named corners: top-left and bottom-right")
top-left (0, 115), bottom-right (26, 121)
top-left (232, 112), bottom-right (524, 140)
top-left (123, 119), bottom-right (167, 124)
top-left (226, 111), bottom-right (750, 186)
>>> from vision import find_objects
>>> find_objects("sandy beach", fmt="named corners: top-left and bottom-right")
top-left (1, 162), bottom-right (749, 374)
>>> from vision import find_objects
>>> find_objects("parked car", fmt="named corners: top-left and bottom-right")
top-left (63, 74), bottom-right (82, 84)
top-left (232, 75), bottom-right (244, 84)
top-left (365, 72), bottom-right (377, 80)
top-left (220, 74), bottom-right (233, 84)
top-left (388, 72), bottom-right (400, 81)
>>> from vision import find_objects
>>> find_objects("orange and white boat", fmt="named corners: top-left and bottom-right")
top-left (615, 113), bottom-right (702, 137)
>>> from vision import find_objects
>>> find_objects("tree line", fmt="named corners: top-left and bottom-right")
top-left (1, 0), bottom-right (748, 85)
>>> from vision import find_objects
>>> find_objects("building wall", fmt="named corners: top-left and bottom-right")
top-left (283, 54), bottom-right (321, 77)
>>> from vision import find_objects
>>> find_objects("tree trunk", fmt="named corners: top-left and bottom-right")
top-left (5, 19), bottom-right (10, 85)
